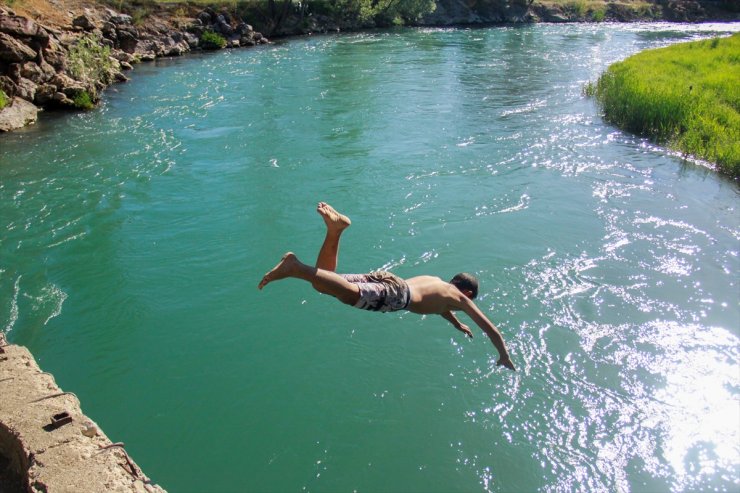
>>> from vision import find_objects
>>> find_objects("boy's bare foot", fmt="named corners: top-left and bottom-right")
top-left (258, 252), bottom-right (299, 290)
top-left (317, 202), bottom-right (351, 233)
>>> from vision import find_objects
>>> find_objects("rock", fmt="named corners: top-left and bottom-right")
top-left (117, 29), bottom-right (138, 53)
top-left (0, 96), bottom-right (38, 131)
top-left (216, 19), bottom-right (233, 36)
top-left (20, 61), bottom-right (43, 82)
top-left (72, 14), bottom-right (96, 31)
top-left (197, 11), bottom-right (212, 25)
top-left (52, 90), bottom-right (74, 106)
top-left (109, 13), bottom-right (133, 25)
top-left (14, 76), bottom-right (36, 101)
top-left (236, 22), bottom-right (253, 35)
top-left (34, 82), bottom-right (56, 105)
top-left (549, 13), bottom-right (570, 22)
top-left (7, 61), bottom-right (20, 80)
top-left (184, 32), bottom-right (199, 48)
top-left (0, 74), bottom-right (17, 96)
top-left (51, 72), bottom-right (85, 98)
top-left (0, 15), bottom-right (50, 44)
top-left (111, 49), bottom-right (134, 63)
top-left (119, 60), bottom-right (133, 70)
top-left (0, 31), bottom-right (37, 63)
top-left (101, 21), bottom-right (117, 41)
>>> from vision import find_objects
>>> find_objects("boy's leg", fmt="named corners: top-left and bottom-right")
top-left (258, 252), bottom-right (361, 306)
top-left (315, 202), bottom-right (351, 272)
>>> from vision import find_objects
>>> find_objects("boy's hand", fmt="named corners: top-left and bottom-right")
top-left (497, 356), bottom-right (516, 371)
top-left (456, 323), bottom-right (473, 338)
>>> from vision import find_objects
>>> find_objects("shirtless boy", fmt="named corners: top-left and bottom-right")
top-left (258, 202), bottom-right (516, 371)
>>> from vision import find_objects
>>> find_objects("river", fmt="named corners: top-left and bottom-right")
top-left (1, 22), bottom-right (738, 492)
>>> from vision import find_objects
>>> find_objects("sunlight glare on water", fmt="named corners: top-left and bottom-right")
top-left (1, 23), bottom-right (738, 492)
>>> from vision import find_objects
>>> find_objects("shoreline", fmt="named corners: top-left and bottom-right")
top-left (1, 1), bottom-right (738, 133)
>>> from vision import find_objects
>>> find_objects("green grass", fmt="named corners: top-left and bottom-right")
top-left (0, 89), bottom-right (7, 111)
top-left (589, 33), bottom-right (740, 177)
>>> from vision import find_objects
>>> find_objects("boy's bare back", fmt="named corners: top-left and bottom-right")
top-left (405, 276), bottom-right (467, 314)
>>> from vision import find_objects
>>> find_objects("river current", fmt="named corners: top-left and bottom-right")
top-left (1, 22), bottom-right (738, 492)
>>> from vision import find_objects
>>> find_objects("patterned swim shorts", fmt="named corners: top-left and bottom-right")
top-left (341, 271), bottom-right (410, 312)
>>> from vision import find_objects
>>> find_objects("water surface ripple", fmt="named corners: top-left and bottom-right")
top-left (1, 23), bottom-right (738, 492)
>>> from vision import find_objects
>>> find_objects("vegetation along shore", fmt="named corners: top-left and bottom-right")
top-left (587, 33), bottom-right (739, 178)
top-left (0, 0), bottom-right (738, 170)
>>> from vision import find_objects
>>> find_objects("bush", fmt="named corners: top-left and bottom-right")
top-left (589, 34), bottom-right (740, 177)
top-left (72, 91), bottom-right (95, 111)
top-left (0, 89), bottom-right (7, 111)
top-left (201, 30), bottom-right (227, 50)
top-left (68, 35), bottom-right (114, 86)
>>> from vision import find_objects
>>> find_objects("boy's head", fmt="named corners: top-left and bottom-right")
top-left (450, 272), bottom-right (479, 299)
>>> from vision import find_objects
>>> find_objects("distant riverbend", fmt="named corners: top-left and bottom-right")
top-left (1, 23), bottom-right (739, 493)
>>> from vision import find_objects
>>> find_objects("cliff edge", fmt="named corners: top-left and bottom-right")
top-left (0, 332), bottom-right (166, 492)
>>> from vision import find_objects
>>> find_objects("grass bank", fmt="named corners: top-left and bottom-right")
top-left (587, 33), bottom-right (740, 178)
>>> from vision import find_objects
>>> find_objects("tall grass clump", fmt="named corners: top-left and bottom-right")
top-left (590, 33), bottom-right (740, 178)
top-left (68, 35), bottom-right (114, 85)
top-left (0, 89), bottom-right (7, 110)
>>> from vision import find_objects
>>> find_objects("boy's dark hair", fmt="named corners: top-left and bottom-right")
top-left (450, 272), bottom-right (479, 299)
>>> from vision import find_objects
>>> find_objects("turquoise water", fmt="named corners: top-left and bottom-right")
top-left (1, 23), bottom-right (739, 492)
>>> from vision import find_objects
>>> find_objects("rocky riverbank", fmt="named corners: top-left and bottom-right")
top-left (0, 0), bottom-right (737, 132)
top-left (0, 2), bottom-right (269, 132)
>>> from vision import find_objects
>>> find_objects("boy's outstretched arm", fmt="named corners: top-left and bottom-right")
top-left (441, 311), bottom-right (474, 338)
top-left (456, 297), bottom-right (516, 371)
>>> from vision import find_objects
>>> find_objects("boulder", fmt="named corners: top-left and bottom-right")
top-left (0, 96), bottom-right (38, 131)
top-left (52, 90), bottom-right (74, 106)
top-left (184, 32), bottom-right (199, 48)
top-left (197, 11), bottom-right (212, 25)
top-left (33, 82), bottom-right (56, 105)
top-left (72, 14), bottom-right (96, 31)
top-left (111, 49), bottom-right (134, 63)
top-left (0, 74), bottom-right (16, 96)
top-left (217, 21), bottom-right (233, 36)
top-left (0, 15), bottom-right (50, 44)
top-left (117, 29), bottom-right (138, 54)
top-left (109, 13), bottom-right (133, 25)
top-left (20, 61), bottom-right (44, 82)
top-left (236, 22), bottom-right (253, 35)
top-left (101, 21), bottom-right (117, 41)
top-left (14, 76), bottom-right (36, 101)
top-left (51, 72), bottom-right (86, 98)
top-left (0, 31), bottom-right (37, 63)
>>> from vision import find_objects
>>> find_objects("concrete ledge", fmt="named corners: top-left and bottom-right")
top-left (0, 332), bottom-right (166, 492)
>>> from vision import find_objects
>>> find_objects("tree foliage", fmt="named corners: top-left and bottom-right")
top-left (248, 0), bottom-right (437, 31)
